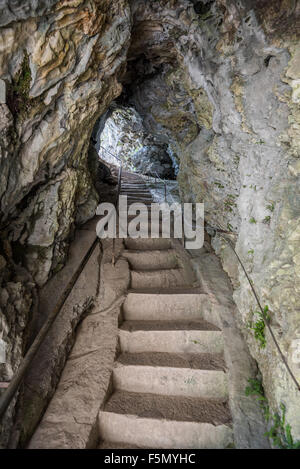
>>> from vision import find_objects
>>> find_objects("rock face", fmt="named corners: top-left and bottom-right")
top-left (124, 0), bottom-right (300, 440)
top-left (0, 0), bottom-right (131, 447)
top-left (0, 0), bottom-right (299, 447)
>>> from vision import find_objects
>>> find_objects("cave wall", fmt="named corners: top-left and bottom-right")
top-left (0, 0), bottom-right (131, 447)
top-left (126, 0), bottom-right (300, 439)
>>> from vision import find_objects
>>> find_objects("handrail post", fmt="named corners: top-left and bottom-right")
top-left (181, 206), bottom-right (185, 248)
top-left (0, 237), bottom-right (99, 420)
top-left (112, 160), bottom-right (122, 266)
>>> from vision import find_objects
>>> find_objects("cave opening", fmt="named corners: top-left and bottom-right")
top-left (91, 102), bottom-right (177, 180)
top-left (0, 0), bottom-right (299, 450)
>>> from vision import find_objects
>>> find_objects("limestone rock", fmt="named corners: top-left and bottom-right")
top-left (0, 0), bottom-right (131, 447)
top-left (125, 0), bottom-right (300, 440)
top-left (98, 105), bottom-right (175, 178)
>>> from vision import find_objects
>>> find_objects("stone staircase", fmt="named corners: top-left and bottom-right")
top-left (98, 173), bottom-right (233, 449)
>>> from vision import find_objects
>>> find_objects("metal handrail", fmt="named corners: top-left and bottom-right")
top-left (112, 162), bottom-right (122, 266)
top-left (0, 237), bottom-right (99, 420)
top-left (150, 176), bottom-right (300, 392)
top-left (213, 226), bottom-right (300, 392)
top-left (98, 146), bottom-right (123, 266)
top-left (99, 145), bottom-right (122, 163)
top-left (153, 171), bottom-right (167, 201)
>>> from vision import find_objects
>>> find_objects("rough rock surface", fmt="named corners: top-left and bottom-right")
top-left (0, 0), bottom-right (131, 447)
top-left (98, 105), bottom-right (176, 178)
top-left (123, 0), bottom-right (300, 440)
top-left (16, 219), bottom-right (101, 448)
top-left (28, 239), bottom-right (129, 449)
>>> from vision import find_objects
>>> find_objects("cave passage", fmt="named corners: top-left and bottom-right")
top-left (92, 103), bottom-right (177, 180)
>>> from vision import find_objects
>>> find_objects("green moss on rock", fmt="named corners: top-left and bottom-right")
top-left (7, 51), bottom-right (32, 118)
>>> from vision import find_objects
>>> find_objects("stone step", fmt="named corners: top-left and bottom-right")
top-left (120, 203), bottom-right (153, 208)
top-left (118, 210), bottom-right (161, 218)
top-left (121, 182), bottom-right (148, 186)
top-left (122, 191), bottom-right (152, 196)
top-left (120, 187), bottom-right (151, 197)
top-left (125, 200), bottom-right (153, 206)
top-left (119, 211), bottom-right (159, 218)
top-left (98, 411), bottom-right (233, 449)
top-left (120, 319), bottom-right (220, 331)
top-left (121, 185), bottom-right (150, 190)
top-left (121, 191), bottom-right (152, 196)
top-left (118, 225), bottom-right (165, 238)
top-left (131, 268), bottom-right (189, 289)
top-left (120, 191), bottom-right (152, 197)
top-left (121, 185), bottom-right (147, 189)
top-left (119, 205), bottom-right (156, 211)
top-left (122, 249), bottom-right (179, 270)
top-left (124, 238), bottom-right (172, 250)
top-left (119, 323), bottom-right (223, 354)
top-left (120, 187), bottom-right (151, 192)
top-left (121, 183), bottom-right (149, 186)
top-left (112, 362), bottom-right (228, 399)
top-left (117, 352), bottom-right (226, 371)
top-left (122, 174), bottom-right (143, 179)
top-left (125, 200), bottom-right (153, 205)
top-left (103, 390), bottom-right (231, 424)
top-left (123, 291), bottom-right (208, 320)
top-left (120, 214), bottom-right (160, 222)
top-left (120, 195), bottom-right (152, 201)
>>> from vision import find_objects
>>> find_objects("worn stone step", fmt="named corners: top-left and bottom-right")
top-left (120, 196), bottom-right (152, 201)
top-left (120, 214), bottom-right (161, 222)
top-left (119, 323), bottom-right (223, 354)
top-left (121, 192), bottom-right (150, 196)
top-left (121, 185), bottom-right (149, 189)
top-left (120, 188), bottom-right (151, 193)
top-left (125, 202), bottom-right (154, 208)
top-left (103, 390), bottom-right (231, 424)
top-left (121, 184), bottom-right (146, 187)
top-left (122, 249), bottom-right (178, 270)
top-left (121, 192), bottom-right (152, 197)
top-left (113, 363), bottom-right (228, 399)
top-left (126, 200), bottom-right (153, 206)
top-left (120, 319), bottom-right (219, 331)
top-left (118, 210), bottom-right (162, 218)
top-left (117, 352), bottom-right (226, 371)
top-left (118, 223), bottom-right (163, 236)
top-left (123, 291), bottom-right (208, 321)
top-left (121, 186), bottom-right (147, 189)
top-left (120, 192), bottom-right (152, 197)
top-left (121, 183), bottom-right (149, 186)
top-left (118, 225), bottom-right (165, 238)
top-left (124, 238), bottom-right (172, 250)
top-left (131, 268), bottom-right (189, 289)
top-left (118, 207), bottom-right (153, 216)
top-left (98, 411), bottom-right (233, 449)
top-left (121, 203), bottom-right (153, 208)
